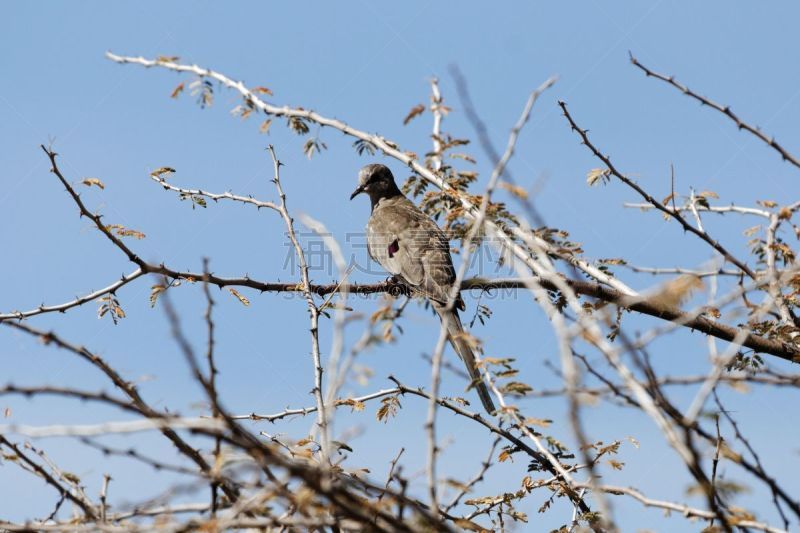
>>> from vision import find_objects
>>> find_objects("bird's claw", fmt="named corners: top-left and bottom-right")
top-left (385, 276), bottom-right (409, 297)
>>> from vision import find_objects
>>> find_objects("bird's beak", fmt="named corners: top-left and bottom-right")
top-left (349, 185), bottom-right (365, 200)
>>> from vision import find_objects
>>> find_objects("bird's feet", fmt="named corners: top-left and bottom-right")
top-left (385, 276), bottom-right (410, 297)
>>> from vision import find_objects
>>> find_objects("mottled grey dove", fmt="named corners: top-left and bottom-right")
top-left (350, 163), bottom-right (496, 414)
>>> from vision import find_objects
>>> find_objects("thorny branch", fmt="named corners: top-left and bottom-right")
top-left (559, 101), bottom-right (758, 280)
top-left (629, 52), bottom-right (800, 172)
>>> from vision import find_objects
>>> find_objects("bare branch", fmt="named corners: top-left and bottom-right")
top-left (629, 52), bottom-right (800, 172)
top-left (0, 436), bottom-right (98, 519)
top-left (579, 483), bottom-right (786, 533)
top-left (0, 268), bottom-right (144, 321)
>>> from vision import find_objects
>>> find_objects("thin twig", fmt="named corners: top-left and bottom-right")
top-left (558, 101), bottom-right (757, 280)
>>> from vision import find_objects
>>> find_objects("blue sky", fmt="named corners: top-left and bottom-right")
top-left (1, 2), bottom-right (799, 530)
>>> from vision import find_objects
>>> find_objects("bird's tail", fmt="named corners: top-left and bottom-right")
top-left (435, 306), bottom-right (496, 415)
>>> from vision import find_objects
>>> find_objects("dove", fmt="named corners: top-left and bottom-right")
top-left (351, 164), bottom-right (496, 414)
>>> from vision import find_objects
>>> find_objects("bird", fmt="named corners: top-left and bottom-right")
top-left (350, 163), bottom-right (496, 414)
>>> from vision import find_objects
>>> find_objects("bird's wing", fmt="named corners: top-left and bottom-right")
top-left (369, 197), bottom-right (457, 305)
top-left (367, 199), bottom-right (424, 286)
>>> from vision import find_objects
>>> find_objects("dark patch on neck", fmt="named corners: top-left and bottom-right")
top-left (369, 185), bottom-right (403, 211)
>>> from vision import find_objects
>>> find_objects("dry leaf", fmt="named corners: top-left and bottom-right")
top-left (719, 441), bottom-right (742, 463)
top-left (726, 380), bottom-right (750, 394)
top-left (743, 225), bottom-right (761, 237)
top-left (376, 396), bottom-right (400, 423)
top-left (522, 476), bottom-right (535, 491)
top-left (402, 103), bottom-right (425, 125)
top-left (524, 417), bottom-right (552, 428)
top-left (651, 275), bottom-right (703, 308)
top-left (170, 83), bottom-right (185, 98)
top-left (150, 167), bottom-right (176, 179)
top-left (81, 178), bottom-right (105, 189)
top-left (105, 224), bottom-right (145, 240)
top-left (498, 181), bottom-right (529, 199)
top-left (607, 459), bottom-right (625, 470)
top-left (586, 168), bottom-right (609, 186)
top-left (150, 284), bottom-right (166, 308)
top-left (228, 288), bottom-right (250, 306)
top-left (449, 153), bottom-right (476, 164)
top-left (117, 228), bottom-right (145, 239)
top-left (697, 190), bottom-right (719, 199)
top-left (453, 519), bottom-right (485, 531)
top-left (336, 398), bottom-right (366, 412)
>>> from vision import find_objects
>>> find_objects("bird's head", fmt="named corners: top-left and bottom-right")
top-left (350, 164), bottom-right (401, 201)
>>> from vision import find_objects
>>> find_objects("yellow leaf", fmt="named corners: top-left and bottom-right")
top-left (697, 190), bottom-right (719, 199)
top-left (757, 199), bottom-right (778, 208)
top-left (498, 449), bottom-right (513, 463)
top-left (259, 119), bottom-right (272, 134)
top-left (81, 178), bottom-right (105, 189)
top-left (228, 288), bottom-right (250, 306)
